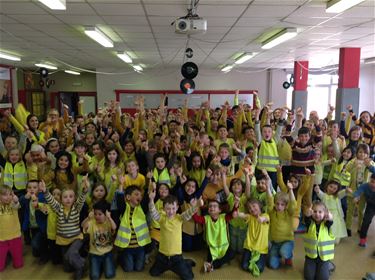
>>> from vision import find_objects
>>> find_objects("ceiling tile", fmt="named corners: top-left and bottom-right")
top-left (91, 3), bottom-right (145, 16)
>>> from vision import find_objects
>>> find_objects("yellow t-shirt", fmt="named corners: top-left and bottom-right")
top-left (0, 204), bottom-right (21, 241)
top-left (227, 193), bottom-right (247, 229)
top-left (268, 199), bottom-right (296, 243)
top-left (243, 214), bottom-right (269, 254)
top-left (85, 219), bottom-right (114, 256)
top-left (124, 173), bottom-right (146, 192)
top-left (159, 213), bottom-right (183, 256)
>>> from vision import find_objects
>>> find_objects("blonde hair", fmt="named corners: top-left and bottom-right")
top-left (274, 192), bottom-right (289, 205)
top-left (0, 185), bottom-right (12, 195)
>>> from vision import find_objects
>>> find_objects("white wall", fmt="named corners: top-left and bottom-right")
top-left (359, 64), bottom-right (375, 113)
top-left (96, 67), bottom-right (274, 108)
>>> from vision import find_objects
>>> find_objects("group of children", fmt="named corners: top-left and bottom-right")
top-left (0, 94), bottom-right (374, 280)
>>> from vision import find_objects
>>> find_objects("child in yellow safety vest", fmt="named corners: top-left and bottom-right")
top-left (152, 153), bottom-right (171, 187)
top-left (303, 201), bottom-right (335, 280)
top-left (254, 107), bottom-right (285, 190)
top-left (192, 199), bottom-right (236, 273)
top-left (1, 148), bottom-right (27, 198)
top-left (237, 198), bottom-right (269, 277)
top-left (114, 185), bottom-right (151, 272)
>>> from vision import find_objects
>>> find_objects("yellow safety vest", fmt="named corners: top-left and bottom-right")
top-left (257, 139), bottom-right (279, 172)
top-left (153, 168), bottom-right (171, 187)
top-left (115, 203), bottom-right (151, 248)
top-left (3, 162), bottom-right (28, 190)
top-left (303, 221), bottom-right (335, 261)
top-left (205, 214), bottom-right (229, 260)
top-left (332, 162), bottom-right (351, 187)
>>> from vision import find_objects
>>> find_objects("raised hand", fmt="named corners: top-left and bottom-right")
top-left (39, 180), bottom-right (46, 193)
top-left (82, 174), bottom-right (90, 193)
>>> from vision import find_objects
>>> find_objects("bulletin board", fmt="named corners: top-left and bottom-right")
top-left (0, 65), bottom-right (13, 109)
top-left (115, 90), bottom-right (257, 115)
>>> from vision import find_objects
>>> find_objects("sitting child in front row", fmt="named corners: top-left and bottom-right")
top-left (303, 201), bottom-right (335, 280)
top-left (237, 198), bottom-right (270, 277)
top-left (148, 190), bottom-right (198, 280)
top-left (114, 185), bottom-right (151, 272)
top-left (82, 200), bottom-right (117, 280)
top-left (267, 180), bottom-right (296, 269)
top-left (192, 199), bottom-right (237, 273)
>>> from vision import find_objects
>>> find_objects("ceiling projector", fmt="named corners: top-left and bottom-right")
top-left (175, 18), bottom-right (207, 34)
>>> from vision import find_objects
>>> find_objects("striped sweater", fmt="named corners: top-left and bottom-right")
top-left (45, 190), bottom-right (86, 243)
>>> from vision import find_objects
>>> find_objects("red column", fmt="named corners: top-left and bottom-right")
top-left (292, 61), bottom-right (309, 112)
top-left (335, 47), bottom-right (361, 120)
top-left (293, 61), bottom-right (309, 91)
top-left (338, 48), bottom-right (360, 88)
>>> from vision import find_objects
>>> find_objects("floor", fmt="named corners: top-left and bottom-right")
top-left (2, 219), bottom-right (374, 280)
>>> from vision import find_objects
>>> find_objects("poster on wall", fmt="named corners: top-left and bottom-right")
top-left (0, 67), bottom-right (12, 108)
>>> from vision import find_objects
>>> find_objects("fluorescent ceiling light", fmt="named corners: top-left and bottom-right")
top-left (133, 65), bottom-right (143, 72)
top-left (0, 52), bottom-right (21, 61)
top-left (364, 57), bottom-right (375, 64)
top-left (261, 28), bottom-right (297, 50)
top-left (221, 65), bottom-right (233, 72)
top-left (64, 70), bottom-right (80, 75)
top-left (84, 27), bottom-right (113, 48)
top-left (235, 52), bottom-right (256, 65)
top-left (117, 52), bottom-right (132, 63)
top-left (35, 63), bottom-right (57, 70)
top-left (38, 0), bottom-right (66, 10)
top-left (326, 0), bottom-right (365, 13)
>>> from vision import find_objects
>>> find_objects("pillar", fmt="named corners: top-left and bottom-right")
top-left (335, 48), bottom-right (361, 120)
top-left (292, 61), bottom-right (309, 113)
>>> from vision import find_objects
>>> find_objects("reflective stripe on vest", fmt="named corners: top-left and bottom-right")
top-left (115, 203), bottom-right (151, 248)
top-left (153, 168), bottom-right (171, 186)
top-left (303, 221), bottom-right (335, 261)
top-left (3, 162), bottom-right (27, 190)
top-left (205, 214), bottom-right (229, 261)
top-left (332, 163), bottom-right (351, 187)
top-left (257, 140), bottom-right (279, 172)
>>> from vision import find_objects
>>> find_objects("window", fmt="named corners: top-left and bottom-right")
top-left (287, 74), bottom-right (338, 118)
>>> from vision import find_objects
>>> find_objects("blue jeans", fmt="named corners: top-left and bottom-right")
top-left (121, 246), bottom-right (145, 272)
top-left (90, 252), bottom-right (115, 280)
top-left (268, 240), bottom-right (294, 269)
top-left (241, 249), bottom-right (266, 273)
top-left (229, 224), bottom-right (247, 254)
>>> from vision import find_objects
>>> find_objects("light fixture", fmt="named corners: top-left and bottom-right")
top-left (221, 65), bottom-right (233, 72)
top-left (133, 65), bottom-right (143, 72)
top-left (364, 57), bottom-right (375, 64)
top-left (234, 52), bottom-right (256, 65)
top-left (261, 28), bottom-right (297, 50)
top-left (35, 63), bottom-right (57, 70)
top-left (38, 0), bottom-right (66, 10)
top-left (326, 0), bottom-right (365, 13)
top-left (0, 51), bottom-right (21, 61)
top-left (117, 52), bottom-right (132, 63)
top-left (84, 27), bottom-right (113, 48)
top-left (65, 70), bottom-right (80, 75)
